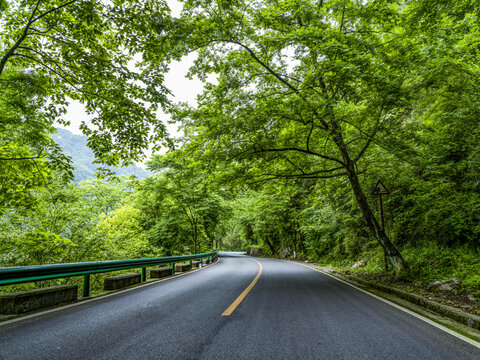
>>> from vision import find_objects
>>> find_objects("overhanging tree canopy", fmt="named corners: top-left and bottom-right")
top-left (1, 0), bottom-right (173, 167)
top-left (143, 0), bottom-right (476, 272)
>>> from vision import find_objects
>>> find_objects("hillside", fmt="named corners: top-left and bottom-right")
top-left (53, 128), bottom-right (151, 181)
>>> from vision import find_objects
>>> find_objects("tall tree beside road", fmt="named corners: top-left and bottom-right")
top-left (0, 0), bottom-right (171, 168)
top-left (142, 153), bottom-right (224, 254)
top-left (145, 0), bottom-right (434, 272)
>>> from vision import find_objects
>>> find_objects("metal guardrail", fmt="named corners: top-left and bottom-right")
top-left (216, 249), bottom-right (246, 252)
top-left (0, 251), bottom-right (217, 297)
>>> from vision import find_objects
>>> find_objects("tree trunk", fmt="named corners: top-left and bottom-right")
top-left (294, 222), bottom-right (307, 254)
top-left (332, 129), bottom-right (408, 273)
top-left (193, 218), bottom-right (198, 254)
top-left (347, 166), bottom-right (407, 272)
top-left (264, 236), bottom-right (275, 255)
top-left (293, 226), bottom-right (298, 256)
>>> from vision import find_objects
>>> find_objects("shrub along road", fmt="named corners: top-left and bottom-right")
top-left (1, 253), bottom-right (480, 359)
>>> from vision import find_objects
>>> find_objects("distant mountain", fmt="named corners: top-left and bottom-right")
top-left (53, 128), bottom-right (151, 181)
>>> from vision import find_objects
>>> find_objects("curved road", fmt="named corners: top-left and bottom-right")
top-left (1, 253), bottom-right (480, 359)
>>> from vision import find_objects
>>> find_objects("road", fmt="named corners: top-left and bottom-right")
top-left (1, 253), bottom-right (480, 360)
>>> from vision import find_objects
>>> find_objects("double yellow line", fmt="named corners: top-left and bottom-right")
top-left (221, 259), bottom-right (263, 316)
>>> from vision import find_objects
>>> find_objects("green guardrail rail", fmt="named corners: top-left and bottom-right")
top-left (216, 249), bottom-right (246, 252)
top-left (0, 251), bottom-right (217, 297)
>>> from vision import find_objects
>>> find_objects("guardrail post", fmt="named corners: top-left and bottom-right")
top-left (83, 274), bottom-right (90, 297)
top-left (199, 258), bottom-right (202, 268)
top-left (189, 260), bottom-right (192, 266)
top-left (0, 251), bottom-right (219, 290)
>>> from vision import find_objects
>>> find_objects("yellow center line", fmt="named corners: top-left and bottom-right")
top-left (221, 259), bottom-right (263, 316)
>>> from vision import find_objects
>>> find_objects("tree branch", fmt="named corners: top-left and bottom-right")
top-left (281, 155), bottom-right (305, 175)
top-left (353, 104), bottom-right (385, 163)
top-left (11, 52), bottom-right (80, 93)
top-left (218, 39), bottom-right (300, 94)
top-left (0, 0), bottom-right (79, 77)
top-left (253, 146), bottom-right (344, 165)
top-left (248, 171), bottom-right (347, 185)
top-left (33, 0), bottom-right (78, 23)
top-left (0, 156), bottom-right (44, 161)
top-left (306, 120), bottom-right (314, 152)
top-left (261, 166), bottom-right (345, 178)
top-left (0, 0), bottom-right (41, 76)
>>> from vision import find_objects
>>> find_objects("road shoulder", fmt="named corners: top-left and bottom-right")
top-left (0, 257), bottom-right (221, 325)
top-left (288, 259), bottom-right (480, 345)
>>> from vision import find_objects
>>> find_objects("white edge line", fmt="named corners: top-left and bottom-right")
top-left (292, 261), bottom-right (480, 350)
top-left (0, 257), bottom-right (222, 327)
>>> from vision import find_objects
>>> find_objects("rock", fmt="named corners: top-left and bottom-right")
top-left (427, 277), bottom-right (462, 292)
top-left (279, 247), bottom-right (291, 259)
top-left (351, 260), bottom-right (366, 269)
top-left (462, 305), bottom-right (474, 312)
top-left (246, 247), bottom-right (264, 257)
top-left (467, 294), bottom-right (477, 303)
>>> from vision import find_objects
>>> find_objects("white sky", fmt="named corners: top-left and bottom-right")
top-left (57, 1), bottom-right (204, 167)
top-left (60, 53), bottom-right (202, 137)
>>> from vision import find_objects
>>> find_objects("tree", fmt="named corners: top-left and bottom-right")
top-left (146, 0), bottom-right (426, 272)
top-left (1, 0), bottom-right (172, 168)
top-left (143, 152), bottom-right (223, 254)
top-left (97, 203), bottom-right (159, 260)
top-left (0, 177), bottom-right (132, 267)
top-left (0, 68), bottom-right (72, 214)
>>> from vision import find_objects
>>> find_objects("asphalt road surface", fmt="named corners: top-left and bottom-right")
top-left (1, 253), bottom-right (480, 360)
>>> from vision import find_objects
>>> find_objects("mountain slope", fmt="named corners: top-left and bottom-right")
top-left (53, 128), bottom-right (151, 181)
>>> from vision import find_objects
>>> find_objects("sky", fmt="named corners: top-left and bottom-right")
top-left (57, 1), bottom-right (204, 167)
top-left (60, 53), bottom-right (203, 136)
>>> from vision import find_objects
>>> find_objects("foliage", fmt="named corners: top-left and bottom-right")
top-left (98, 203), bottom-right (159, 259)
top-left (3, 0), bottom-right (480, 296)
top-left (0, 68), bottom-right (73, 214)
top-left (53, 128), bottom-right (151, 181)
top-left (0, 177), bottom-right (133, 267)
top-left (138, 152), bottom-right (225, 254)
top-left (145, 0), bottom-right (452, 271)
top-left (1, 0), bottom-right (172, 169)
top-left (0, 0), bottom-right (176, 214)
top-left (139, 0), bottom-right (480, 274)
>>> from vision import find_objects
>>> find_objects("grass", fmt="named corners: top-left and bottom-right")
top-left (312, 243), bottom-right (480, 300)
